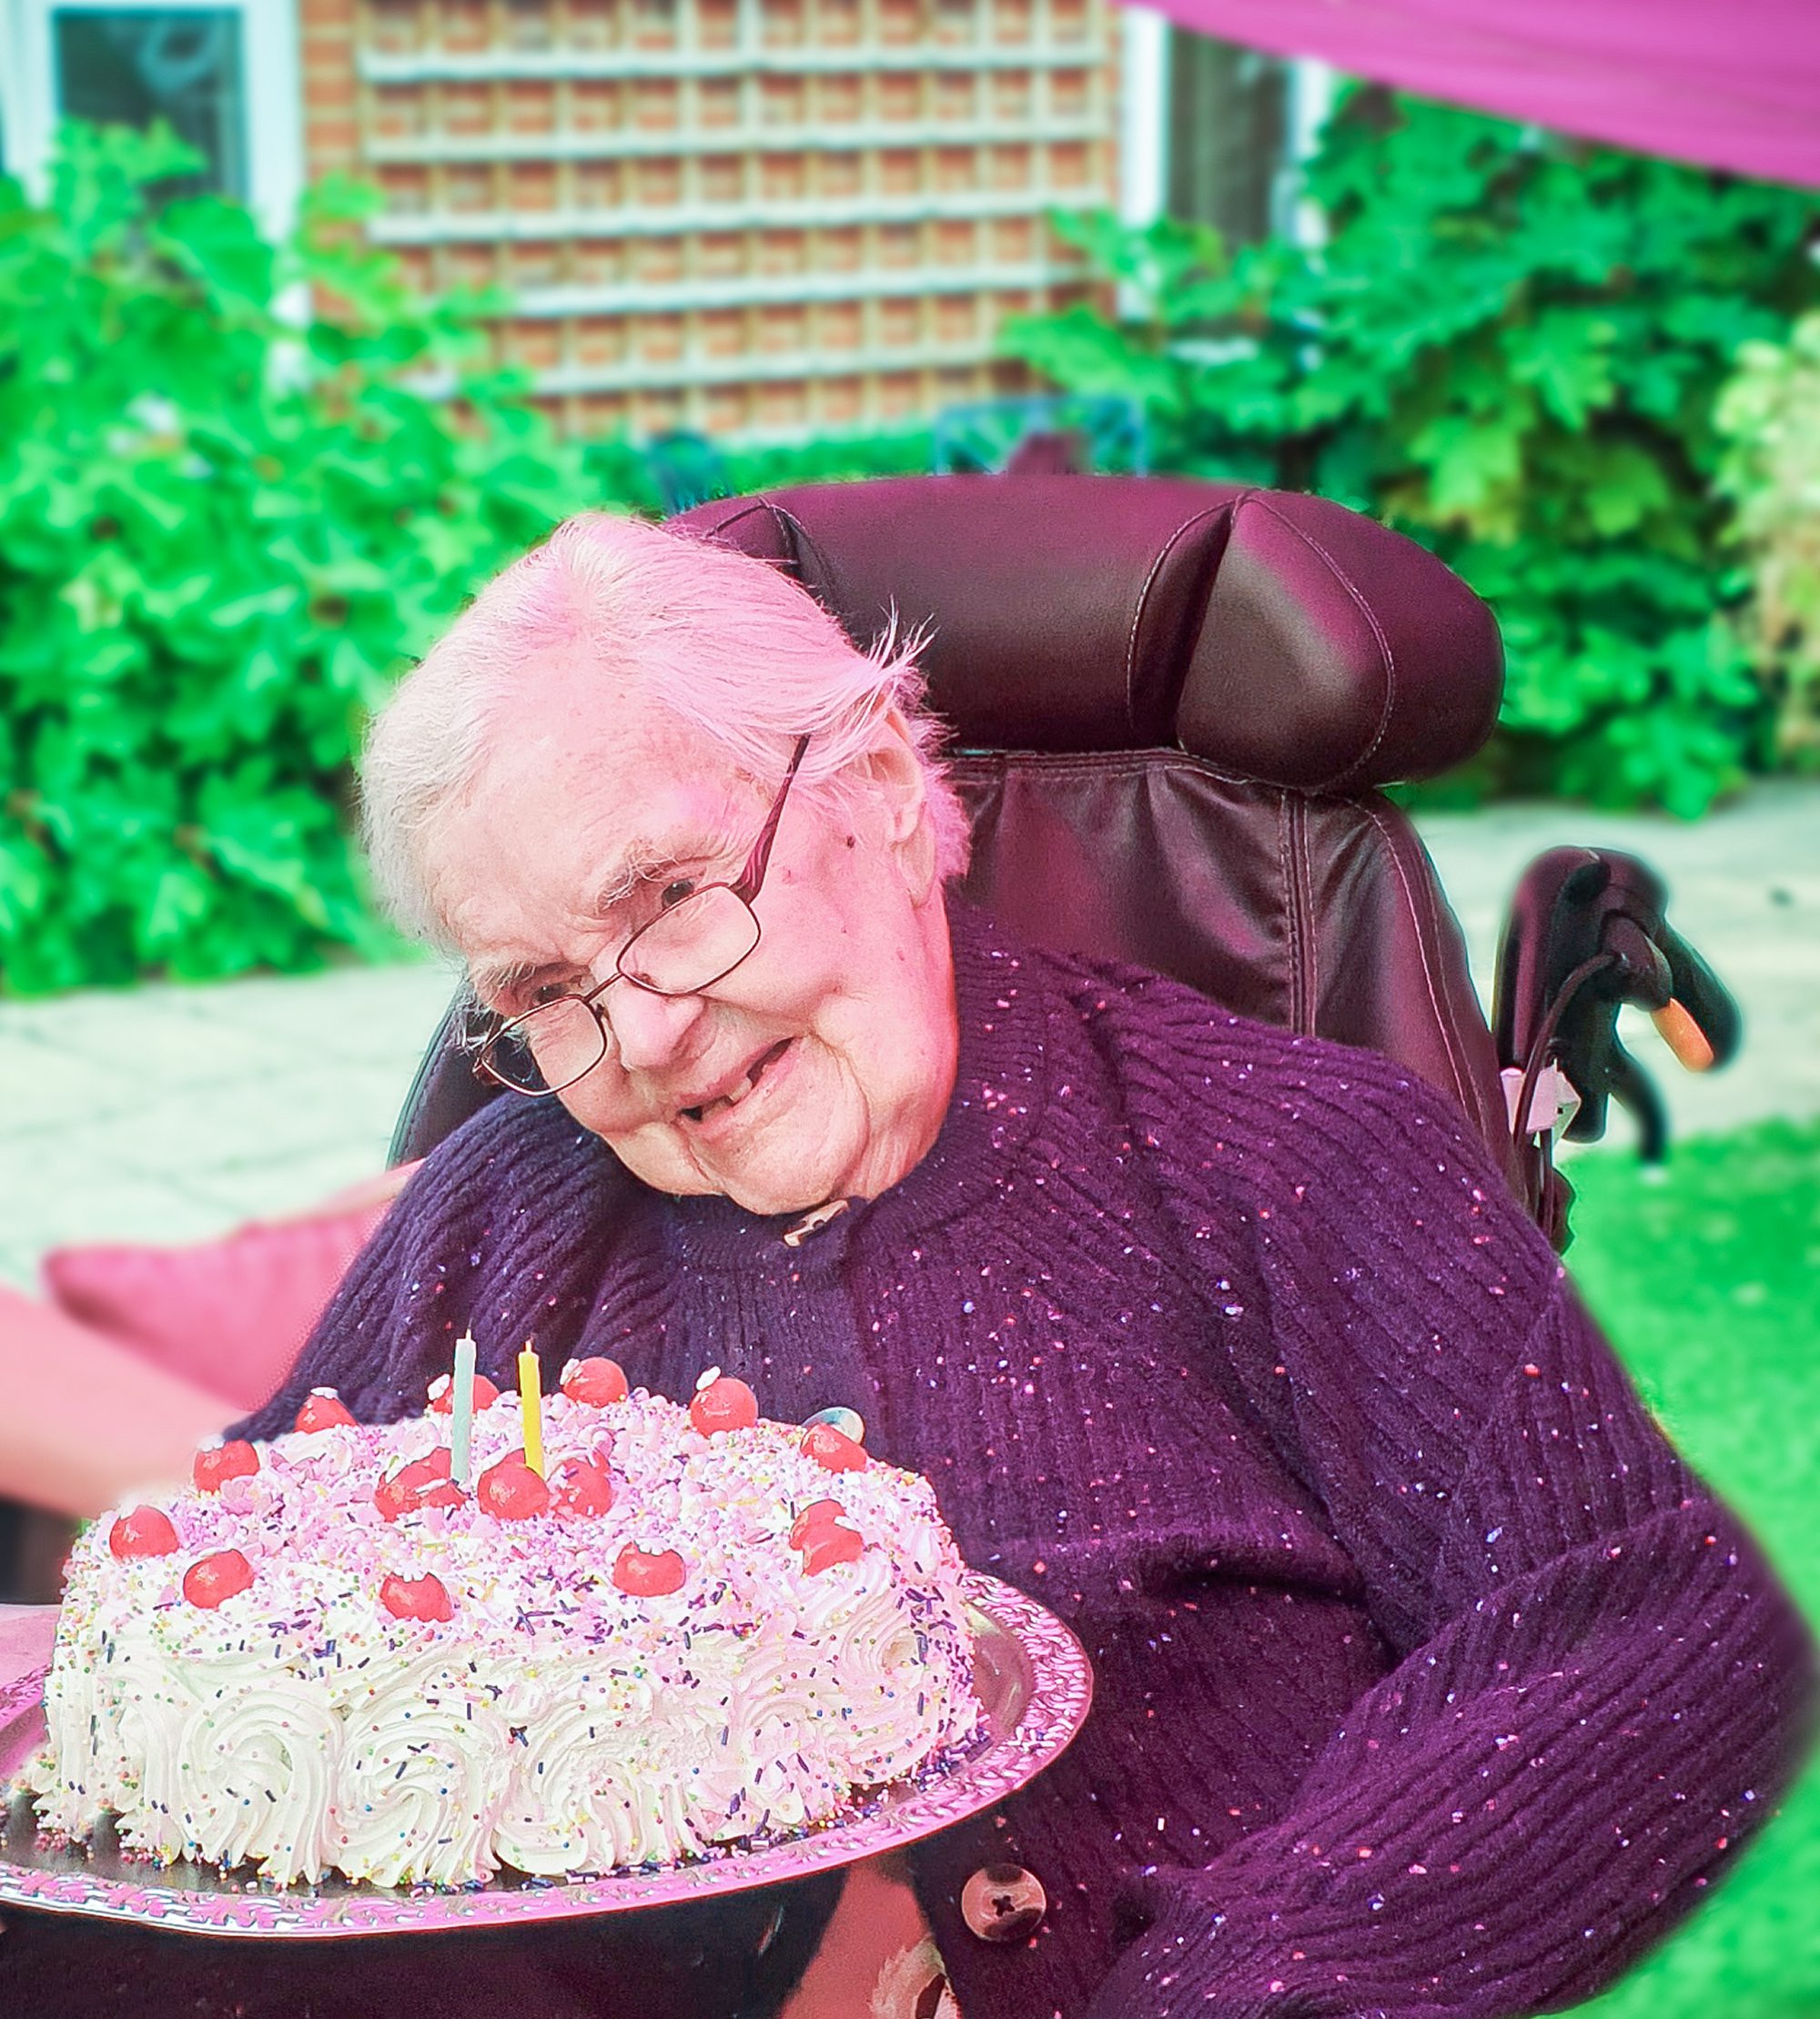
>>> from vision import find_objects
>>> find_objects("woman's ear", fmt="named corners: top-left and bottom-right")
top-left (860, 709), bottom-right (939, 903)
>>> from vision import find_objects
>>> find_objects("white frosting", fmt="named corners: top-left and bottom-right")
top-left (20, 1384), bottom-right (979, 1887)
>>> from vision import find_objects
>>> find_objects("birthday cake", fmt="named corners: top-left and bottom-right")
top-left (15, 1360), bottom-right (982, 1888)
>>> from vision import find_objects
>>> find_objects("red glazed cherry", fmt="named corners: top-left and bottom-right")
top-left (802, 1423), bottom-right (868, 1473)
top-left (689, 1376), bottom-right (758, 1438)
top-left (799, 1525), bottom-right (864, 1577)
top-left (550, 1456), bottom-right (616, 1519)
top-left (428, 1371), bottom-right (500, 1416)
top-left (561, 1357), bottom-right (630, 1408)
top-left (374, 1449), bottom-right (463, 1521)
top-left (183, 1550), bottom-right (254, 1609)
top-left (296, 1389), bottom-right (357, 1434)
top-left (372, 1475), bottom-right (410, 1522)
top-left (788, 1499), bottom-right (845, 1548)
top-left (612, 1545), bottom-right (686, 1597)
top-left (108, 1507), bottom-right (179, 1560)
top-left (193, 1441), bottom-right (259, 1494)
top-left (477, 1458), bottom-right (551, 1520)
top-left (379, 1572), bottom-right (453, 1622)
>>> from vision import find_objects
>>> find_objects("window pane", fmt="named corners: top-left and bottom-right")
top-left (1167, 33), bottom-right (1290, 248)
top-left (54, 9), bottom-right (248, 200)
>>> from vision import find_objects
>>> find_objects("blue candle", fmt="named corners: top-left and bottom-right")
top-left (450, 1332), bottom-right (478, 1489)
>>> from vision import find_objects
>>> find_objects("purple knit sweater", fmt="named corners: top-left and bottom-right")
top-left (242, 904), bottom-right (1809, 2019)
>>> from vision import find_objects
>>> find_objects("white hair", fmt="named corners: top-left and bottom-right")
top-left (361, 511), bottom-right (971, 943)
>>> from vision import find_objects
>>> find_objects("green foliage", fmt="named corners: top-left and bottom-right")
top-left (1562, 1118), bottom-right (1820, 2018)
top-left (719, 424), bottom-right (935, 492)
top-left (999, 93), bottom-right (1820, 813)
top-left (579, 422), bottom-right (935, 520)
top-left (1714, 309), bottom-right (1820, 770)
top-left (0, 123), bottom-right (589, 994)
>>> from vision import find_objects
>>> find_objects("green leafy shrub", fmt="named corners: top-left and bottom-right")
top-left (580, 423), bottom-right (935, 518)
top-left (1000, 94), bottom-right (1820, 813)
top-left (720, 424), bottom-right (935, 491)
top-left (0, 123), bottom-right (590, 994)
top-left (1715, 308), bottom-right (1820, 771)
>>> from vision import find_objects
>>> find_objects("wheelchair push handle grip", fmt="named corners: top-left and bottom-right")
top-left (1649, 919), bottom-right (1740, 1075)
top-left (1651, 999), bottom-right (1717, 1073)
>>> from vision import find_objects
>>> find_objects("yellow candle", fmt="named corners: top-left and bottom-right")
top-left (518, 1344), bottom-right (543, 1477)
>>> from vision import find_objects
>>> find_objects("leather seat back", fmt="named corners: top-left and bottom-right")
top-left (396, 477), bottom-right (1518, 1191)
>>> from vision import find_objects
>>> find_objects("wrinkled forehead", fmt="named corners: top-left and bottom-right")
top-left (424, 674), bottom-right (754, 968)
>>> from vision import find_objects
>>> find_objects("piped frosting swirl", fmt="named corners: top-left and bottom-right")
top-left (19, 1378), bottom-right (980, 1887)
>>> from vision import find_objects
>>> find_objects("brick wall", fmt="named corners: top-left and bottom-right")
top-left (294, 0), bottom-right (1119, 438)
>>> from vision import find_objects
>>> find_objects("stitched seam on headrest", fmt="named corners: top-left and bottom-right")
top-left (1276, 793), bottom-right (1309, 1034)
top-left (689, 499), bottom-right (777, 545)
top-left (1126, 503), bottom-right (1231, 742)
top-left (1293, 795), bottom-right (1319, 1034)
top-left (769, 504), bottom-right (842, 601)
top-left (948, 747), bottom-right (1260, 790)
top-left (1246, 498), bottom-right (1397, 790)
top-left (1359, 799), bottom-right (1483, 1130)
top-left (693, 498), bottom-right (825, 593)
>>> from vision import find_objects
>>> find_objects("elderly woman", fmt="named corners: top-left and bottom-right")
top-left (25, 513), bottom-right (1800, 2019)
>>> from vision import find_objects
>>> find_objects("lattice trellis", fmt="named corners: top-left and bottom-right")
top-left (298, 0), bottom-right (1122, 437)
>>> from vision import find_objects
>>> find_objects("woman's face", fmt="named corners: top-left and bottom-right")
top-left (430, 673), bottom-right (959, 1217)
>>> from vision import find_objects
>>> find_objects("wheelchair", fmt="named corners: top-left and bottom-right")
top-left (395, 473), bottom-right (1737, 1247)
top-left (0, 474), bottom-right (1735, 1607)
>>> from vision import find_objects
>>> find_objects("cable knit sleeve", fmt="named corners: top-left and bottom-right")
top-left (234, 1096), bottom-right (632, 1440)
top-left (1087, 984), bottom-right (1812, 2019)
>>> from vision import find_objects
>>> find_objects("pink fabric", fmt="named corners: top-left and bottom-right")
top-left (1140, 0), bottom-right (1820, 187)
top-left (0, 1606), bottom-right (56, 1782)
top-left (39, 1178), bottom-right (407, 1415)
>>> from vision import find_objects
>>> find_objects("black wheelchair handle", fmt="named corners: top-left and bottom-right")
top-left (1594, 1033), bottom-right (1671, 1163)
top-left (1495, 847), bottom-right (1742, 1174)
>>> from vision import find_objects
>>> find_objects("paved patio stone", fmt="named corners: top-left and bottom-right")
top-left (1, 782), bottom-right (1814, 1288)
top-left (0, 958), bottom-right (458, 1287)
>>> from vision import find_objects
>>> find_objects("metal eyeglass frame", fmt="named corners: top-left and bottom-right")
top-left (474, 732), bottom-right (812, 1097)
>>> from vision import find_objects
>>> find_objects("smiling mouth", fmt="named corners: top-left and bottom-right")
top-left (680, 1039), bottom-right (794, 1126)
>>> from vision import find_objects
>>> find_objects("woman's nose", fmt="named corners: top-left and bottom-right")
top-left (604, 983), bottom-right (708, 1072)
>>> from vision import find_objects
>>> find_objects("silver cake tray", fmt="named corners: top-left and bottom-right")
top-left (0, 1574), bottom-right (1090, 1938)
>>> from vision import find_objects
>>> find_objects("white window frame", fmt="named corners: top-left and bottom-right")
top-left (1285, 57), bottom-right (1337, 247)
top-left (1117, 3), bottom-right (1171, 230)
top-left (0, 0), bottom-right (304, 236)
top-left (1118, 21), bottom-right (1333, 247)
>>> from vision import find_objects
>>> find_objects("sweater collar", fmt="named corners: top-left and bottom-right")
top-left (663, 899), bottom-right (1049, 1274)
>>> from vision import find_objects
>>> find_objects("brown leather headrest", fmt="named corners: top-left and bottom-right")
top-left (673, 476), bottom-right (1503, 791)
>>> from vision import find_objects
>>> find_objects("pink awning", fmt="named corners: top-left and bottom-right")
top-left (1138, 1), bottom-right (1820, 188)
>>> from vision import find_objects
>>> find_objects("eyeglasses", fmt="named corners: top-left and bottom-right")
top-left (473, 732), bottom-right (811, 1098)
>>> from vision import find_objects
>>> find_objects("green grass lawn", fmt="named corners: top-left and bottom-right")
top-left (1557, 1118), bottom-right (1820, 2019)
